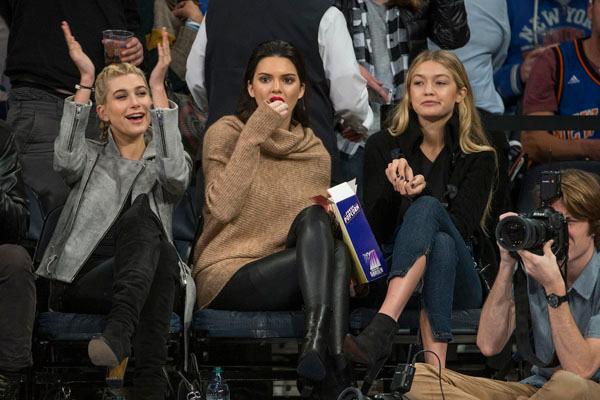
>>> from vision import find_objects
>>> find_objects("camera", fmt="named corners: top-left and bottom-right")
top-left (496, 171), bottom-right (568, 260)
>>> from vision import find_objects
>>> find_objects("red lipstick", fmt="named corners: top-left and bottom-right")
top-left (269, 96), bottom-right (285, 103)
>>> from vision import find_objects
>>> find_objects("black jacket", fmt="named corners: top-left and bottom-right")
top-left (2, 0), bottom-right (140, 92)
top-left (363, 113), bottom-right (496, 246)
top-left (398, 0), bottom-right (470, 61)
top-left (0, 120), bottom-right (28, 244)
top-left (336, 0), bottom-right (470, 61)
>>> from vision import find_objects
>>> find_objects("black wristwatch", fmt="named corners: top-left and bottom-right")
top-left (546, 293), bottom-right (569, 308)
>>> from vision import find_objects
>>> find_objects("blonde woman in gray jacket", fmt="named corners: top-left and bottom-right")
top-left (36, 22), bottom-right (191, 399)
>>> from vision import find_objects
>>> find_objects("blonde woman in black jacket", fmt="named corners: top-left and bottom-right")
top-left (344, 50), bottom-right (497, 388)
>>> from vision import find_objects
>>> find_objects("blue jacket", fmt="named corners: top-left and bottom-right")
top-left (494, 0), bottom-right (590, 104)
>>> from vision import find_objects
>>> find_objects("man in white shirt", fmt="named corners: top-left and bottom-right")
top-left (185, 1), bottom-right (373, 181)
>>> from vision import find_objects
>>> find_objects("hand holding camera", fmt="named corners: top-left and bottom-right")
top-left (517, 239), bottom-right (566, 292)
top-left (495, 171), bottom-right (569, 288)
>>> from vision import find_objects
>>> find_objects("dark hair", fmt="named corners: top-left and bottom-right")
top-left (236, 40), bottom-right (310, 126)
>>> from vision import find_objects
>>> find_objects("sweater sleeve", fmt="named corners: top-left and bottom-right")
top-left (363, 131), bottom-right (402, 244)
top-left (448, 150), bottom-right (496, 238)
top-left (202, 104), bottom-right (283, 224)
top-left (522, 48), bottom-right (558, 115)
top-left (494, 45), bottom-right (524, 100)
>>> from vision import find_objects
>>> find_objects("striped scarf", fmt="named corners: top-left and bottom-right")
top-left (350, 0), bottom-right (411, 100)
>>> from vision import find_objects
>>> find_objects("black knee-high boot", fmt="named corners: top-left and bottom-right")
top-left (314, 241), bottom-right (352, 399)
top-left (298, 305), bottom-right (332, 382)
top-left (287, 206), bottom-right (335, 384)
top-left (88, 194), bottom-right (167, 367)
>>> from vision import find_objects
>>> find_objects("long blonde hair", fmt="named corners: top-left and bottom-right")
top-left (389, 50), bottom-right (497, 233)
top-left (94, 63), bottom-right (149, 140)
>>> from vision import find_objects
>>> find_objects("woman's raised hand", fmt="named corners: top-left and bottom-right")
top-left (149, 28), bottom-right (171, 108)
top-left (267, 100), bottom-right (289, 118)
top-left (385, 158), bottom-right (426, 197)
top-left (61, 21), bottom-right (95, 86)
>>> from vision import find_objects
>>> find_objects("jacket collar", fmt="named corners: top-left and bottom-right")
top-left (105, 128), bottom-right (156, 160)
top-left (403, 109), bottom-right (461, 156)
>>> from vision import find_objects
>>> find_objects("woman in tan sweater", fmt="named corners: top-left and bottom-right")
top-left (192, 40), bottom-right (351, 396)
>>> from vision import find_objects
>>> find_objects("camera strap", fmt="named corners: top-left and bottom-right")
top-left (513, 262), bottom-right (556, 367)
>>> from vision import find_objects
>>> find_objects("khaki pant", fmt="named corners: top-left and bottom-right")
top-left (407, 363), bottom-right (600, 400)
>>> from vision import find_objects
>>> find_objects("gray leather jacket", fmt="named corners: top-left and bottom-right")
top-left (36, 98), bottom-right (191, 282)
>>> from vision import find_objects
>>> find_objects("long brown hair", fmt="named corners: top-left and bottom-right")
top-left (236, 40), bottom-right (309, 127)
top-left (559, 169), bottom-right (600, 250)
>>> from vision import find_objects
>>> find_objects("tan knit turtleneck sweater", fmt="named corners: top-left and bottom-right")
top-left (192, 103), bottom-right (331, 308)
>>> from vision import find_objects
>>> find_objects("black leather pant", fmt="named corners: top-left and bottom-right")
top-left (60, 194), bottom-right (179, 399)
top-left (210, 205), bottom-right (351, 355)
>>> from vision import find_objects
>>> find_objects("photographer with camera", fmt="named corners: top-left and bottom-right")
top-left (406, 169), bottom-right (600, 400)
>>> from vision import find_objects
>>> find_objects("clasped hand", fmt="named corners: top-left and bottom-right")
top-left (385, 158), bottom-right (426, 197)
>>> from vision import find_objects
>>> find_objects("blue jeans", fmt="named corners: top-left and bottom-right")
top-left (389, 196), bottom-right (482, 341)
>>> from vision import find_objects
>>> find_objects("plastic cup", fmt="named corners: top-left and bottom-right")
top-left (102, 30), bottom-right (134, 65)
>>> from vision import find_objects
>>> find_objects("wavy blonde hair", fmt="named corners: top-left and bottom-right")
top-left (389, 50), bottom-right (497, 233)
top-left (94, 63), bottom-right (149, 140)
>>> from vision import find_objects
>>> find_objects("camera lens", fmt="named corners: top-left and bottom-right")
top-left (496, 215), bottom-right (547, 251)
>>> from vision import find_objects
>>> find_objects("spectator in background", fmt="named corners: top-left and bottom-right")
top-left (0, 15), bottom-right (8, 120)
top-left (495, 0), bottom-right (591, 112)
top-left (430, 0), bottom-right (510, 115)
top-left (142, 0), bottom-right (203, 86)
top-left (0, 0), bottom-right (143, 217)
top-left (335, 0), bottom-right (469, 196)
top-left (185, 0), bottom-right (373, 182)
top-left (193, 41), bottom-right (352, 399)
top-left (140, 0), bottom-right (207, 160)
top-left (522, 0), bottom-right (600, 164)
top-left (0, 120), bottom-right (34, 400)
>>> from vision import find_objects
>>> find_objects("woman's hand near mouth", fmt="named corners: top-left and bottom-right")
top-left (267, 99), bottom-right (288, 118)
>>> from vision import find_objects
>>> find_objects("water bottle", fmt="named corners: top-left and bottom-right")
top-left (206, 367), bottom-right (230, 400)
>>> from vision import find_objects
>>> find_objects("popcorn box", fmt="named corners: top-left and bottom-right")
top-left (327, 181), bottom-right (387, 284)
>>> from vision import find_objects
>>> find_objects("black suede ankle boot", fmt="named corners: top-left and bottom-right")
top-left (88, 324), bottom-right (131, 368)
top-left (297, 305), bottom-right (332, 383)
top-left (343, 313), bottom-right (397, 390)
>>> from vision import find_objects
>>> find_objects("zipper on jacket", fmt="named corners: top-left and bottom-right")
top-left (45, 254), bottom-right (58, 278)
top-left (67, 104), bottom-right (83, 152)
top-left (156, 110), bottom-right (168, 158)
top-left (75, 164), bottom-right (147, 277)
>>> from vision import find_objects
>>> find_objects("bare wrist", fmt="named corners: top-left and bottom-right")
top-left (544, 279), bottom-right (566, 296)
top-left (79, 76), bottom-right (95, 88)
